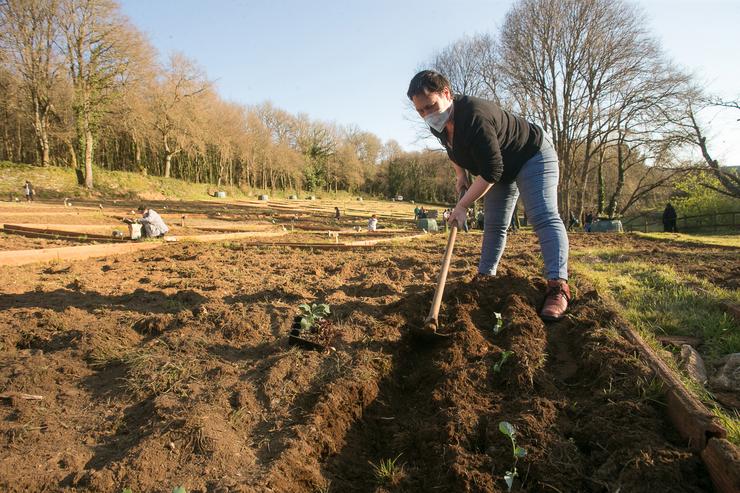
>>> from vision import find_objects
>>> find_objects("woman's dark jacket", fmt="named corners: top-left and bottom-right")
top-left (431, 95), bottom-right (544, 184)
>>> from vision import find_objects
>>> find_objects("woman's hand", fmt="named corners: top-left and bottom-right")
top-left (448, 206), bottom-right (468, 229)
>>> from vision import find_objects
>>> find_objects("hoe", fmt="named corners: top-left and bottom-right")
top-left (411, 220), bottom-right (462, 342)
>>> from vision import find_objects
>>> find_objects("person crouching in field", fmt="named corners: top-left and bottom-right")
top-left (137, 205), bottom-right (169, 238)
top-left (407, 70), bottom-right (571, 322)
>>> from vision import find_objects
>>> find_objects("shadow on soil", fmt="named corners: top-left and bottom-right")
top-left (1, 288), bottom-right (207, 314)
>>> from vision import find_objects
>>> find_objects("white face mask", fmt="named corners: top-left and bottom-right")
top-left (424, 100), bottom-right (452, 132)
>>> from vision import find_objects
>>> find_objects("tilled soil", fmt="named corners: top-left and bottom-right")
top-left (0, 232), bottom-right (724, 492)
top-left (0, 231), bottom-right (89, 250)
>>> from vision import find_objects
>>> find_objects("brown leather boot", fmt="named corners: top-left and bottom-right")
top-left (540, 279), bottom-right (571, 322)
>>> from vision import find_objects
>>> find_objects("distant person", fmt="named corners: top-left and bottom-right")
top-left (408, 70), bottom-right (570, 321)
top-left (419, 206), bottom-right (427, 219)
top-left (367, 214), bottom-right (378, 232)
top-left (584, 211), bottom-right (594, 232)
top-left (136, 205), bottom-right (169, 238)
top-left (662, 203), bottom-right (678, 233)
top-left (476, 210), bottom-right (485, 230)
top-left (334, 206), bottom-right (341, 221)
top-left (414, 205), bottom-right (421, 220)
top-left (23, 181), bottom-right (34, 202)
top-left (567, 211), bottom-right (580, 231)
top-left (509, 203), bottom-right (520, 233)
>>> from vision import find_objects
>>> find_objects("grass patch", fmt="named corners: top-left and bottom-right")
top-left (634, 231), bottom-right (740, 248)
top-left (574, 257), bottom-right (738, 362)
top-left (0, 161), bottom-right (249, 201)
top-left (572, 252), bottom-right (740, 445)
top-left (713, 409), bottom-right (740, 445)
top-left (369, 454), bottom-right (405, 486)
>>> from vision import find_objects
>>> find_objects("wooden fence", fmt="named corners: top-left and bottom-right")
top-left (623, 211), bottom-right (740, 233)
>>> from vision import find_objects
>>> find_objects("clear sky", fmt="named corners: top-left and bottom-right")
top-left (119, 0), bottom-right (740, 164)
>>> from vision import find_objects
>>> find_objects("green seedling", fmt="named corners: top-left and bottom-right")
top-left (492, 312), bottom-right (504, 334)
top-left (493, 351), bottom-right (514, 373)
top-left (172, 487), bottom-right (187, 493)
top-left (299, 303), bottom-right (331, 331)
top-left (499, 421), bottom-right (527, 492)
top-left (122, 489), bottom-right (133, 493)
top-left (369, 453), bottom-right (404, 486)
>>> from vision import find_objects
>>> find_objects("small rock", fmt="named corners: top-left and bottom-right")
top-left (167, 441), bottom-right (175, 451)
top-left (710, 353), bottom-right (740, 392)
top-left (679, 344), bottom-right (707, 386)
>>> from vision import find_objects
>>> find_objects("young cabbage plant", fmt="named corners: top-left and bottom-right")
top-left (298, 303), bottom-right (331, 331)
top-left (499, 421), bottom-right (527, 492)
top-left (492, 312), bottom-right (504, 334)
top-left (493, 350), bottom-right (514, 373)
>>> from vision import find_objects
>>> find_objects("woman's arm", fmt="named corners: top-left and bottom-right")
top-left (458, 175), bottom-right (493, 208)
top-left (451, 161), bottom-right (466, 178)
top-left (451, 161), bottom-right (470, 195)
top-left (448, 175), bottom-right (493, 228)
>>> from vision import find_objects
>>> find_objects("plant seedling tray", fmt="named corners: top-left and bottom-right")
top-left (288, 315), bottom-right (327, 351)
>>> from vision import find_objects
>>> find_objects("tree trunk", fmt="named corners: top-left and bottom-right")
top-left (597, 157), bottom-right (605, 216)
top-left (84, 128), bottom-right (94, 188)
top-left (41, 136), bottom-right (50, 167)
top-left (32, 98), bottom-right (51, 167)
top-left (134, 139), bottom-right (144, 173)
top-left (3, 116), bottom-right (11, 161)
top-left (164, 152), bottom-right (172, 178)
top-left (66, 140), bottom-right (78, 168)
top-left (163, 134), bottom-right (174, 178)
top-left (607, 142), bottom-right (626, 219)
top-left (16, 119), bottom-right (23, 162)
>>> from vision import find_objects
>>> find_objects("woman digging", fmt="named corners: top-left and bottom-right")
top-left (407, 70), bottom-right (570, 321)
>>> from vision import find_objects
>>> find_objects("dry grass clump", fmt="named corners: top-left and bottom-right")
top-left (122, 346), bottom-right (201, 397)
top-left (89, 336), bottom-right (202, 398)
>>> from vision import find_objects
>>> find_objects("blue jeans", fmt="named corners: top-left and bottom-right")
top-left (478, 136), bottom-right (569, 280)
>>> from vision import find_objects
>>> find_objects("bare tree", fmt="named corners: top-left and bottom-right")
top-left (150, 52), bottom-right (210, 178)
top-left (599, 60), bottom-right (693, 217)
top-left (60, 0), bottom-right (147, 188)
top-left (0, 0), bottom-right (61, 167)
top-left (709, 98), bottom-right (740, 112)
top-left (685, 105), bottom-right (740, 198)
top-left (428, 33), bottom-right (500, 100)
top-left (499, 0), bottom-right (672, 219)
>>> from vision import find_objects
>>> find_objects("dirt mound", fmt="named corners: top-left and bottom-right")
top-left (319, 271), bottom-right (712, 492)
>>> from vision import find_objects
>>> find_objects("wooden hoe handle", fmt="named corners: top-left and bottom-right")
top-left (426, 224), bottom-right (458, 323)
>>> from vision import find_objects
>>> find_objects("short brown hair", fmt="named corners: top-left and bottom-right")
top-left (407, 70), bottom-right (451, 100)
